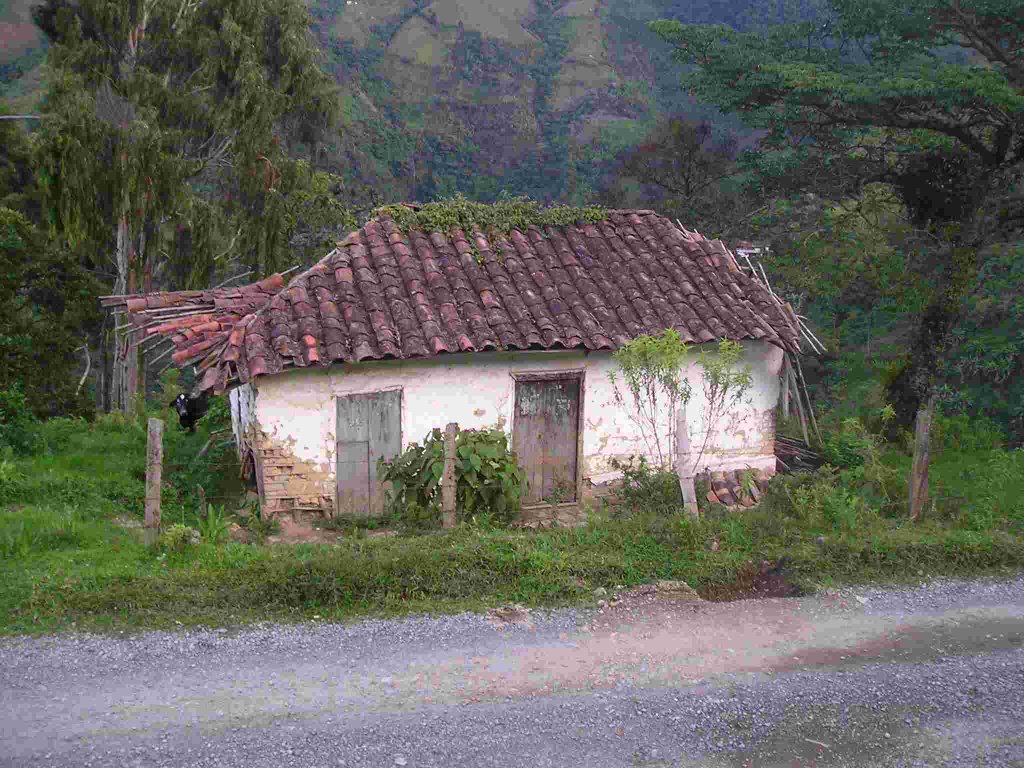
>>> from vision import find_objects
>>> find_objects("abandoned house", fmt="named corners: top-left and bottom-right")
top-left (110, 208), bottom-right (804, 524)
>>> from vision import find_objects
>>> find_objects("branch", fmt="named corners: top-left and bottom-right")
top-left (75, 345), bottom-right (91, 397)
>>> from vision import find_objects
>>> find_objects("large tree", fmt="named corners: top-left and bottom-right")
top-left (652, 0), bottom-right (1023, 519)
top-left (33, 0), bottom-right (343, 412)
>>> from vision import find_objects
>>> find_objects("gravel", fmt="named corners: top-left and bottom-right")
top-left (2, 576), bottom-right (1022, 768)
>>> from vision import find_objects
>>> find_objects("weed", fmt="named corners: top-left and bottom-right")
top-left (0, 460), bottom-right (26, 504)
top-left (160, 524), bottom-right (200, 552)
top-left (198, 504), bottom-right (229, 545)
top-left (611, 456), bottom-right (682, 516)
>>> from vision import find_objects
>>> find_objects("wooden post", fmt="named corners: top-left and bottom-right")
top-left (781, 356), bottom-right (791, 420)
top-left (794, 353), bottom-right (822, 446)
top-left (675, 407), bottom-right (699, 519)
top-left (909, 396), bottom-right (935, 522)
top-left (792, 367), bottom-right (811, 446)
top-left (196, 484), bottom-right (207, 518)
top-left (442, 422), bottom-right (459, 529)
top-left (144, 417), bottom-right (163, 546)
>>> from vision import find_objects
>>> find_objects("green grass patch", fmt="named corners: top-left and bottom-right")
top-left (1, 413), bottom-right (1022, 635)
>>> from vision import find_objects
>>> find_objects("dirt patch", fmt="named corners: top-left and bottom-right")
top-left (263, 515), bottom-right (399, 545)
top-left (265, 516), bottom-right (346, 545)
top-left (700, 559), bottom-right (805, 602)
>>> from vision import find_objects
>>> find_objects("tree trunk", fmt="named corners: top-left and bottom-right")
top-left (890, 242), bottom-right (979, 521)
top-left (124, 267), bottom-right (139, 417)
top-left (111, 209), bottom-right (131, 413)
top-left (909, 396), bottom-right (936, 521)
top-left (96, 315), bottom-right (110, 412)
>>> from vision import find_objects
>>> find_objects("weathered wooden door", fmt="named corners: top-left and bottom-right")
top-left (513, 377), bottom-right (581, 505)
top-left (336, 390), bottom-right (401, 517)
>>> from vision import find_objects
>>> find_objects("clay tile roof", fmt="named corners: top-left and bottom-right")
top-left (103, 209), bottom-right (801, 394)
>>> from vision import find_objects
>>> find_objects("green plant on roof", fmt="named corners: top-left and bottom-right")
top-left (373, 194), bottom-right (606, 240)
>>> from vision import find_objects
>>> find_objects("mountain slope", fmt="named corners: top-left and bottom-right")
top-left (314, 0), bottom-right (787, 207)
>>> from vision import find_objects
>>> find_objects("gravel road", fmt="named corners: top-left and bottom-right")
top-left (2, 576), bottom-right (1023, 767)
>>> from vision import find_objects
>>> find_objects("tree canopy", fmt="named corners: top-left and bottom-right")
top-left (650, 0), bottom-right (1023, 238)
top-left (34, 0), bottom-right (346, 283)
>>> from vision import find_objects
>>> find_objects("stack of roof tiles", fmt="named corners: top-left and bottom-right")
top-left (703, 469), bottom-right (773, 509)
top-left (105, 209), bottom-right (801, 394)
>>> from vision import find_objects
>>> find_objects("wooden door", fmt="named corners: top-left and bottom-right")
top-left (336, 390), bottom-right (401, 517)
top-left (513, 377), bottom-right (581, 505)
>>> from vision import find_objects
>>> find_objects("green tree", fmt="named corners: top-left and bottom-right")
top-left (608, 117), bottom-right (748, 235)
top-left (652, 0), bottom-right (1024, 519)
top-left (33, 0), bottom-right (342, 412)
top-left (0, 106), bottom-right (37, 215)
top-left (0, 207), bottom-right (102, 417)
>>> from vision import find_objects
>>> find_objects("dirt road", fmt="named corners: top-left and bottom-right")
top-left (2, 577), bottom-right (1022, 767)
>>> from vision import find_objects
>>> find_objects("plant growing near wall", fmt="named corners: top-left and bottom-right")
top-left (378, 427), bottom-right (524, 528)
top-left (690, 339), bottom-right (753, 474)
top-left (609, 329), bottom-right (692, 469)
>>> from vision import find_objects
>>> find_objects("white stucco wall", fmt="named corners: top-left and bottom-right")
top-left (239, 341), bottom-right (784, 514)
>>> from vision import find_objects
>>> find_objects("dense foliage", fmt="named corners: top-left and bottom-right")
top-left (378, 427), bottom-right (524, 528)
top-left (652, 0), bottom-right (1023, 428)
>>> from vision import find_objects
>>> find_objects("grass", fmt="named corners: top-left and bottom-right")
top-left (1, 412), bottom-right (1022, 636)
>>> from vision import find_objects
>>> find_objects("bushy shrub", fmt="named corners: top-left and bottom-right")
top-left (38, 417), bottom-right (86, 454)
top-left (610, 456), bottom-right (682, 515)
top-left (0, 388), bottom-right (44, 456)
top-left (821, 417), bottom-right (876, 468)
top-left (760, 468), bottom-right (871, 531)
top-left (160, 523), bottom-right (200, 552)
top-left (0, 460), bottom-right (26, 504)
top-left (378, 427), bottom-right (524, 528)
top-left (930, 412), bottom-right (1004, 453)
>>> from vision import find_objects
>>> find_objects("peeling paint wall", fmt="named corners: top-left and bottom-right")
top-left (229, 384), bottom-right (257, 455)
top-left (238, 342), bottom-right (783, 517)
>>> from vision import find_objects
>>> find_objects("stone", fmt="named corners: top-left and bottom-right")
top-left (228, 523), bottom-right (251, 544)
top-left (655, 580), bottom-right (703, 602)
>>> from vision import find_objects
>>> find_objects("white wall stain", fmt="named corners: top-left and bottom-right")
top-left (241, 342), bottom-right (785, 508)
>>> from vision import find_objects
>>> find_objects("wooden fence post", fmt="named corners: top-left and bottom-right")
top-left (675, 408), bottom-right (699, 519)
top-left (909, 396), bottom-right (935, 522)
top-left (442, 422), bottom-right (459, 529)
top-left (144, 418), bottom-right (164, 546)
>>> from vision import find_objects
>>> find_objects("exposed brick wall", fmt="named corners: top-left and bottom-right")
top-left (254, 432), bottom-right (334, 517)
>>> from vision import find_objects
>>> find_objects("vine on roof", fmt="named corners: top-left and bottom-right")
top-left (372, 194), bottom-right (607, 239)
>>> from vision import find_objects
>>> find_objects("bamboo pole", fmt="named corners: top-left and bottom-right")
top-left (781, 356), bottom-right (791, 420)
top-left (790, 362), bottom-right (811, 445)
top-left (442, 423), bottom-right (459, 529)
top-left (793, 353), bottom-right (822, 445)
top-left (144, 418), bottom-right (164, 547)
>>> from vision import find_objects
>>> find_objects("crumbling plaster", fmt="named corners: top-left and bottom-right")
top-left (229, 342), bottom-right (784, 516)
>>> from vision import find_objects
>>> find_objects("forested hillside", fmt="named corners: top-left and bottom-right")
top-left (309, 0), bottom-right (815, 207)
top-left (2, 0), bottom-right (808, 208)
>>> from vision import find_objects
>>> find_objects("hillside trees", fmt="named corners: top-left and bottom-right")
top-left (33, 0), bottom-right (346, 412)
top-left (653, 0), bottom-right (1024, 520)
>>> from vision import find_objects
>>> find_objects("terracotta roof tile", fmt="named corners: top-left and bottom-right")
top-left (107, 210), bottom-right (800, 394)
